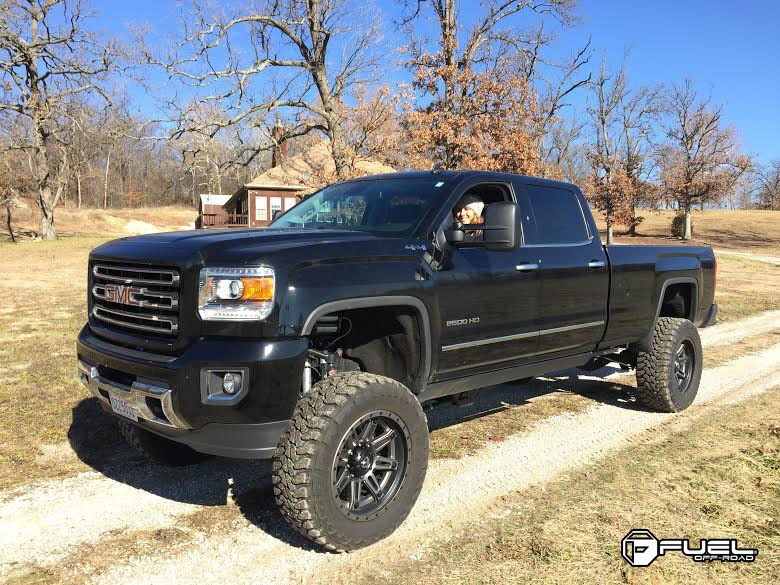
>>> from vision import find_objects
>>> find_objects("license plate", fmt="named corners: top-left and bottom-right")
top-left (109, 393), bottom-right (138, 422)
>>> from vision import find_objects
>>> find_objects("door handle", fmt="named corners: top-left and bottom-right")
top-left (588, 260), bottom-right (607, 269)
top-left (516, 263), bottom-right (539, 272)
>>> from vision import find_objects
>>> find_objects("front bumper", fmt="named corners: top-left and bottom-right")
top-left (76, 324), bottom-right (307, 459)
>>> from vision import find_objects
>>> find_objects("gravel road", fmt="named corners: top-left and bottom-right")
top-left (1, 313), bottom-right (779, 584)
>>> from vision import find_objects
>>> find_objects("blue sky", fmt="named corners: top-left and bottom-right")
top-left (95, 0), bottom-right (779, 163)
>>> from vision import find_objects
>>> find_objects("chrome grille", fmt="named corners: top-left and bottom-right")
top-left (91, 262), bottom-right (180, 337)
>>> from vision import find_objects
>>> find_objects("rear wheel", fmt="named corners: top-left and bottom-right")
top-left (272, 372), bottom-right (429, 552)
top-left (636, 317), bottom-right (702, 412)
top-left (117, 419), bottom-right (211, 466)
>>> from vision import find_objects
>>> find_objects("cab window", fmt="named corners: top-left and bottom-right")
top-left (526, 185), bottom-right (589, 244)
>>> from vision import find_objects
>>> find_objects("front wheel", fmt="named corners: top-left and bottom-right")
top-left (636, 317), bottom-right (703, 412)
top-left (272, 372), bottom-right (429, 552)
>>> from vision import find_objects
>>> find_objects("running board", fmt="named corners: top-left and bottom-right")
top-left (417, 352), bottom-right (594, 403)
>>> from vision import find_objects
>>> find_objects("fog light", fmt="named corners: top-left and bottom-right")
top-left (222, 372), bottom-right (240, 395)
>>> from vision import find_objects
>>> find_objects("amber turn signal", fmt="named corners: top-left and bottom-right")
top-left (240, 276), bottom-right (274, 301)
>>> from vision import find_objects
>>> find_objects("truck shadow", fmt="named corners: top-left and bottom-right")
top-left (67, 366), bottom-right (646, 552)
top-left (427, 365), bottom-right (647, 431)
top-left (67, 397), bottom-right (320, 551)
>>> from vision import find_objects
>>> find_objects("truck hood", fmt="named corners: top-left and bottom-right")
top-left (89, 228), bottom-right (409, 266)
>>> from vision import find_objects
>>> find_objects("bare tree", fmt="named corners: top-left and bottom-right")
top-left (754, 160), bottom-right (780, 210)
top-left (658, 80), bottom-right (750, 239)
top-left (585, 57), bottom-right (632, 244)
top-left (618, 82), bottom-right (662, 234)
top-left (141, 0), bottom-right (384, 181)
top-left (0, 0), bottom-right (118, 239)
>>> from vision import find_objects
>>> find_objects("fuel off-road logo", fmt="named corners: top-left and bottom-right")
top-left (621, 529), bottom-right (758, 567)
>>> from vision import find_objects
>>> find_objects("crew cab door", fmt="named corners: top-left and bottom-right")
top-left (431, 182), bottom-right (540, 379)
top-left (517, 181), bottom-right (609, 357)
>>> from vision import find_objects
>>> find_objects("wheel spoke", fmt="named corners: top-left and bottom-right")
top-left (358, 419), bottom-right (378, 444)
top-left (334, 467), bottom-right (350, 494)
top-left (348, 479), bottom-right (362, 509)
top-left (371, 428), bottom-right (396, 452)
top-left (373, 455), bottom-right (397, 471)
top-left (363, 473), bottom-right (383, 501)
top-left (337, 446), bottom-right (351, 465)
top-left (676, 344), bottom-right (685, 358)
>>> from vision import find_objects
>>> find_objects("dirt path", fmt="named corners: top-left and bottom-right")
top-left (714, 248), bottom-right (780, 266)
top-left (2, 314), bottom-right (779, 583)
top-left (85, 345), bottom-right (780, 585)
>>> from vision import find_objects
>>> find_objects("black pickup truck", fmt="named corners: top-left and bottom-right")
top-left (76, 170), bottom-right (717, 551)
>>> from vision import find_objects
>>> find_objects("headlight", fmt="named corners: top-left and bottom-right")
top-left (198, 266), bottom-right (274, 321)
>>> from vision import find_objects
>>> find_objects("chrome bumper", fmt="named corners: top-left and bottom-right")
top-left (77, 359), bottom-right (190, 429)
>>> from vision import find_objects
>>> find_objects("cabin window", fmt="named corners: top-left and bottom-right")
top-left (255, 195), bottom-right (267, 221)
top-left (270, 197), bottom-right (282, 217)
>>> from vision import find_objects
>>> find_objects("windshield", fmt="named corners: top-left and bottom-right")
top-left (269, 177), bottom-right (450, 236)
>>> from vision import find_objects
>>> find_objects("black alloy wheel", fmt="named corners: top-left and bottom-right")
top-left (673, 340), bottom-right (695, 394)
top-left (331, 411), bottom-right (409, 520)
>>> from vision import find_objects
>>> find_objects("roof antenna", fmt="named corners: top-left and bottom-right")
top-left (431, 162), bottom-right (444, 176)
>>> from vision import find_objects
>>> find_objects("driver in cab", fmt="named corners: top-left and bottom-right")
top-left (453, 193), bottom-right (485, 241)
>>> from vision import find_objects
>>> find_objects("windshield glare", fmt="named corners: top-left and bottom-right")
top-left (269, 178), bottom-right (448, 236)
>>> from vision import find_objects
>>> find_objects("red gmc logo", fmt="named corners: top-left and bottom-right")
top-left (104, 284), bottom-right (142, 306)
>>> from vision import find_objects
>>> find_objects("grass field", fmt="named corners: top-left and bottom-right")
top-left (3, 205), bottom-right (197, 241)
top-left (593, 209), bottom-right (780, 255)
top-left (0, 229), bottom-right (778, 489)
top-left (355, 386), bottom-right (780, 585)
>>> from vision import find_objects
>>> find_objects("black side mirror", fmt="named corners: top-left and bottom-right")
top-left (483, 201), bottom-right (519, 251)
top-left (271, 209), bottom-right (282, 221)
top-left (444, 201), bottom-right (519, 251)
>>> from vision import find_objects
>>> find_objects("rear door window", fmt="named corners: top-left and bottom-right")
top-left (526, 185), bottom-right (590, 244)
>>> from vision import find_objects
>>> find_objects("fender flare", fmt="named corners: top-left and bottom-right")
top-left (301, 295), bottom-right (432, 388)
top-left (633, 277), bottom-right (699, 353)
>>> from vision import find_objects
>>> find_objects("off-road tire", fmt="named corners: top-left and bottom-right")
top-left (636, 317), bottom-right (702, 412)
top-left (117, 419), bottom-right (211, 466)
top-left (272, 372), bottom-right (429, 552)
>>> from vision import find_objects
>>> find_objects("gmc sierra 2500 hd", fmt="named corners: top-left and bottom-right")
top-left (76, 170), bottom-right (717, 551)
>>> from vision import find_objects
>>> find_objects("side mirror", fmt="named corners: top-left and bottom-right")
top-left (271, 209), bottom-right (282, 221)
top-left (444, 201), bottom-right (520, 251)
top-left (483, 201), bottom-right (519, 251)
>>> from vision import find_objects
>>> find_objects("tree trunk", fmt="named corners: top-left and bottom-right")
top-left (627, 198), bottom-right (637, 236)
top-left (606, 223), bottom-right (614, 245)
top-left (103, 148), bottom-right (112, 209)
top-left (39, 187), bottom-right (56, 240)
top-left (683, 205), bottom-right (692, 240)
top-left (77, 171), bottom-right (82, 209)
top-left (5, 205), bottom-right (15, 243)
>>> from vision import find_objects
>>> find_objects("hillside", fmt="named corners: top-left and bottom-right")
top-left (4, 206), bottom-right (198, 241)
top-left (592, 209), bottom-right (780, 253)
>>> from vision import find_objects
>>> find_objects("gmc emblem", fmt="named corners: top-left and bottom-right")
top-left (104, 284), bottom-right (142, 306)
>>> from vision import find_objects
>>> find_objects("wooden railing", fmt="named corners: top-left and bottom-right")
top-left (200, 213), bottom-right (223, 228)
top-left (226, 213), bottom-right (249, 227)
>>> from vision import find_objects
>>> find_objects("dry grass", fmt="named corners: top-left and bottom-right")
top-left (3, 205), bottom-right (197, 241)
top-left (0, 236), bottom-right (118, 488)
top-left (714, 255), bottom-right (780, 322)
top-left (351, 386), bottom-right (780, 585)
top-left (429, 385), bottom-right (591, 460)
top-left (593, 209), bottom-right (780, 255)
